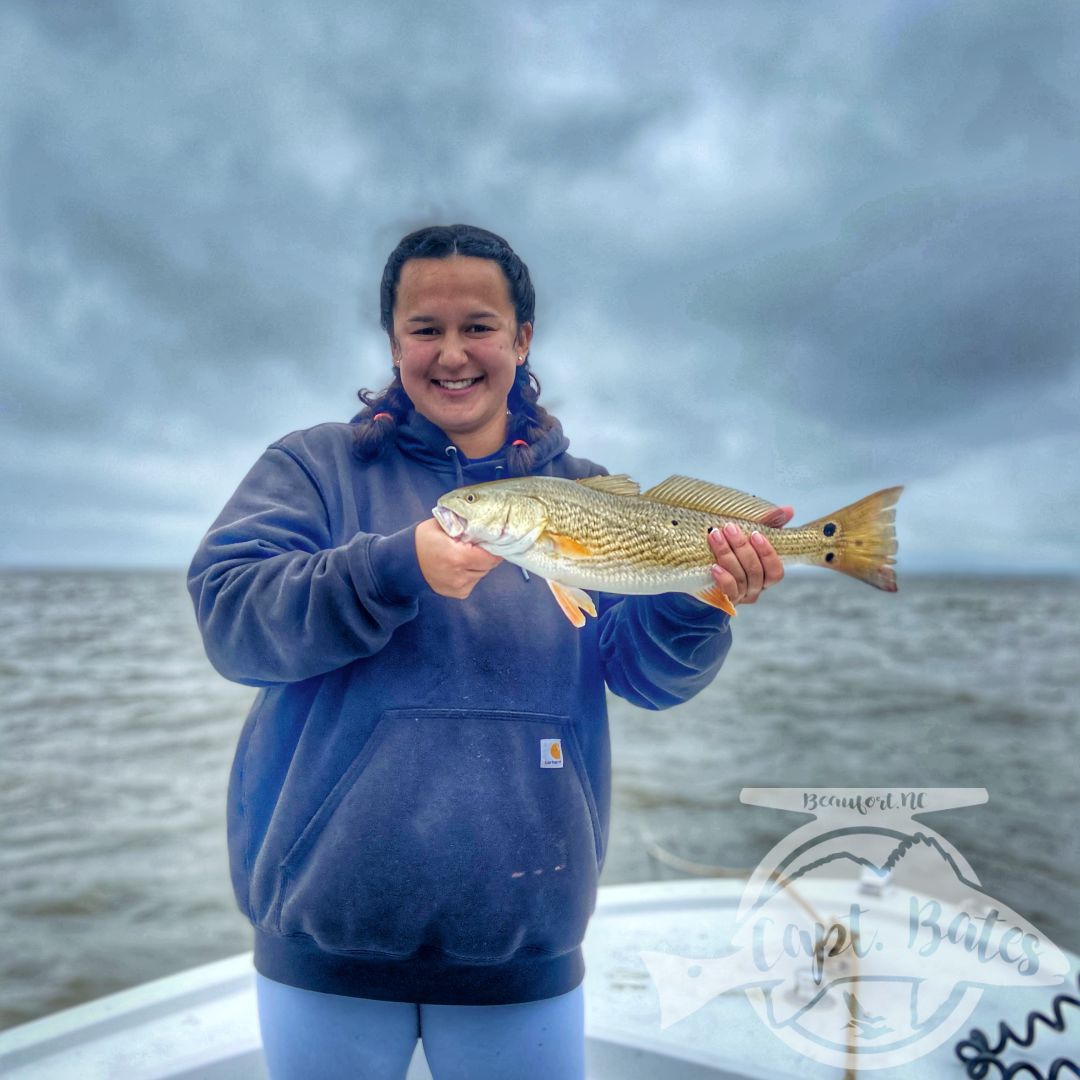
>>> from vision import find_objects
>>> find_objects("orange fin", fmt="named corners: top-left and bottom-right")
top-left (547, 579), bottom-right (597, 628)
top-left (546, 531), bottom-right (593, 558)
top-left (693, 582), bottom-right (737, 617)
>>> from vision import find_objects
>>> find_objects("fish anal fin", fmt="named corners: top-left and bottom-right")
top-left (546, 531), bottom-right (593, 558)
top-left (694, 582), bottom-right (737, 617)
top-left (643, 475), bottom-right (781, 523)
top-left (547, 580), bottom-right (597, 628)
top-left (576, 474), bottom-right (641, 497)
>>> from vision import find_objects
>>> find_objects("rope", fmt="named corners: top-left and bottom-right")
top-left (642, 835), bottom-right (860, 1075)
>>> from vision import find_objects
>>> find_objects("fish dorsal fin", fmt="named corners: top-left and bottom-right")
top-left (576, 474), bottom-right (641, 497)
top-left (642, 475), bottom-right (782, 523)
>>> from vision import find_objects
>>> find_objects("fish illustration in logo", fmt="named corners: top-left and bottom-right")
top-left (641, 788), bottom-right (1071, 1070)
top-left (844, 992), bottom-right (892, 1040)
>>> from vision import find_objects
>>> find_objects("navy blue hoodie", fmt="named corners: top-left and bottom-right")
top-left (188, 411), bottom-right (732, 1005)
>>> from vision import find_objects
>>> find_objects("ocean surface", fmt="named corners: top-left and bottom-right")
top-left (1, 569), bottom-right (1078, 1032)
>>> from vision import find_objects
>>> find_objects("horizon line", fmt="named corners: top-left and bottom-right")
top-left (0, 563), bottom-right (1077, 580)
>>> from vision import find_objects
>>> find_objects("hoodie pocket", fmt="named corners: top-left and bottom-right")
top-left (274, 709), bottom-right (602, 961)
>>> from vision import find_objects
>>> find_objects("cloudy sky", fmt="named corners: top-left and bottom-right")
top-left (2, 0), bottom-right (1077, 572)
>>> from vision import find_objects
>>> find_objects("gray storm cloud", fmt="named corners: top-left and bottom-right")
top-left (1, 0), bottom-right (1077, 567)
top-left (697, 185), bottom-right (1080, 431)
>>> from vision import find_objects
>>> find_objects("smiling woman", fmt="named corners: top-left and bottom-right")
top-left (391, 256), bottom-right (532, 458)
top-left (185, 223), bottom-right (785, 1080)
top-left (353, 224), bottom-right (552, 480)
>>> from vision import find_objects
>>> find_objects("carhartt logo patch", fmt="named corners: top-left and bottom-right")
top-left (540, 739), bottom-right (563, 768)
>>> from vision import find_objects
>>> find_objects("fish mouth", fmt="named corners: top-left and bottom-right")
top-left (433, 505), bottom-right (467, 538)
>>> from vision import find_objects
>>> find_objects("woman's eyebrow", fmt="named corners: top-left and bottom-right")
top-left (406, 310), bottom-right (500, 323)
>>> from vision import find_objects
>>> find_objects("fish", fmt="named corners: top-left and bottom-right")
top-left (433, 474), bottom-right (902, 627)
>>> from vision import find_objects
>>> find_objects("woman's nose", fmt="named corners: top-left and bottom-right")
top-left (439, 333), bottom-right (469, 365)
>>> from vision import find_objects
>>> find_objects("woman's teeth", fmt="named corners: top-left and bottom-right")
top-left (436, 377), bottom-right (480, 390)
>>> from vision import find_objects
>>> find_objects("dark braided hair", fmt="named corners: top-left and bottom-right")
top-left (354, 225), bottom-right (557, 475)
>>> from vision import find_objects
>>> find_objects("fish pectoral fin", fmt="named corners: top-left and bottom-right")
top-left (643, 476), bottom-right (782, 524)
top-left (576, 474), bottom-right (641, 497)
top-left (547, 580), bottom-right (597, 628)
top-left (545, 531), bottom-right (594, 558)
top-left (693, 582), bottom-right (737, 617)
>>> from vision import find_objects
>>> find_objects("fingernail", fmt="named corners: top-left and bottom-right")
top-left (750, 531), bottom-right (765, 545)
top-left (723, 523), bottom-right (740, 539)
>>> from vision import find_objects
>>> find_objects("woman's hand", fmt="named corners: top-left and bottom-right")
top-left (415, 518), bottom-right (503, 599)
top-left (707, 507), bottom-right (792, 606)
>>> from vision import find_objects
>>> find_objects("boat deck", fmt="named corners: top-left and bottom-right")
top-left (1, 881), bottom-right (1076, 1078)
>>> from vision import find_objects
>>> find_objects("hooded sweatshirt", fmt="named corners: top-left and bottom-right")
top-left (188, 411), bottom-right (732, 1006)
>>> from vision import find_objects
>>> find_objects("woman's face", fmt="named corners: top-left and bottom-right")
top-left (390, 255), bottom-right (532, 459)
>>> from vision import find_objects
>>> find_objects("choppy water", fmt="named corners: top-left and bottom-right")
top-left (1, 569), bottom-right (1077, 1031)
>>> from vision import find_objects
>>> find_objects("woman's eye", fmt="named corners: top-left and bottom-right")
top-left (467, 324), bottom-right (494, 333)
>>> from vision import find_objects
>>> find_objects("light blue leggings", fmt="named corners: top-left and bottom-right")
top-left (255, 973), bottom-right (585, 1080)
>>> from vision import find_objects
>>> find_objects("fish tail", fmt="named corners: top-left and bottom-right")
top-left (796, 486), bottom-right (903, 592)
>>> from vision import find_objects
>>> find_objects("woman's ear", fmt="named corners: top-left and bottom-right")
top-left (390, 337), bottom-right (401, 367)
top-left (515, 322), bottom-right (534, 362)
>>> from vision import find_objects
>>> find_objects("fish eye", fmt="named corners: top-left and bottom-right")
top-left (465, 494), bottom-right (475, 503)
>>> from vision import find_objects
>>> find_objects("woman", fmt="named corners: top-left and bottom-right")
top-left (188, 224), bottom-right (784, 1079)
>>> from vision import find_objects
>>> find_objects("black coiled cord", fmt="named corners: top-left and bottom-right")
top-left (955, 972), bottom-right (1080, 1078)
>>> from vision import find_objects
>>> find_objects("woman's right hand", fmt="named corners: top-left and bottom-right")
top-left (414, 518), bottom-right (503, 599)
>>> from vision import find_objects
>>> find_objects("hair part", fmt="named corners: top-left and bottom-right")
top-left (379, 224), bottom-right (535, 334)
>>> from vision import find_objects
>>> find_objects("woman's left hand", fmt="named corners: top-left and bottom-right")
top-left (707, 509), bottom-right (792, 606)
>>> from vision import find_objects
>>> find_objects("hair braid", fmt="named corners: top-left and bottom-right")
top-left (505, 363), bottom-right (556, 476)
top-left (352, 375), bottom-right (412, 461)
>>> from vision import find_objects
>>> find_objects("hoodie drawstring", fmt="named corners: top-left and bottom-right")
top-left (444, 445), bottom-right (465, 489)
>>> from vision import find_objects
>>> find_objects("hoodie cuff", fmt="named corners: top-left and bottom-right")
top-left (364, 525), bottom-right (430, 605)
top-left (653, 591), bottom-right (733, 628)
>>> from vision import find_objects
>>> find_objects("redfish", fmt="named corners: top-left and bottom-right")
top-left (433, 474), bottom-right (901, 627)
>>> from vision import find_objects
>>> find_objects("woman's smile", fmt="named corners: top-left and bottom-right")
top-left (434, 376), bottom-right (483, 391)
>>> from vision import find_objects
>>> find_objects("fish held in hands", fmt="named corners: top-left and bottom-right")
top-left (433, 474), bottom-right (902, 628)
